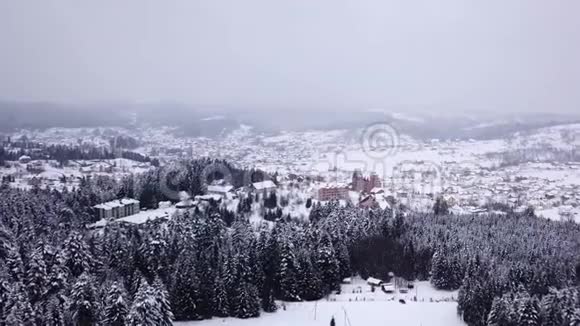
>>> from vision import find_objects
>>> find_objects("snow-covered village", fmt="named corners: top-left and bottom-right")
top-left (2, 1), bottom-right (580, 326)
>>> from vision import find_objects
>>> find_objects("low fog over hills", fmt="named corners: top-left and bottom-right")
top-left (2, 101), bottom-right (579, 140)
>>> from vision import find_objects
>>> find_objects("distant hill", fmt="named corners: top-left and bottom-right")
top-left (0, 101), bottom-right (128, 131)
top-left (2, 100), bottom-right (578, 141)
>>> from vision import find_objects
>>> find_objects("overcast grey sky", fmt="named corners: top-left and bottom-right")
top-left (0, 0), bottom-right (579, 113)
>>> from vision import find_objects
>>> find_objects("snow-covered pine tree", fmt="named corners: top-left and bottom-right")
top-left (152, 277), bottom-right (173, 326)
top-left (4, 299), bottom-right (35, 326)
top-left (297, 254), bottom-right (323, 301)
top-left (539, 288), bottom-right (563, 326)
top-left (335, 240), bottom-right (351, 280)
top-left (103, 282), bottom-right (129, 326)
top-left (448, 256), bottom-right (464, 290)
top-left (195, 255), bottom-right (216, 319)
top-left (169, 254), bottom-right (201, 321)
top-left (431, 250), bottom-right (452, 290)
top-left (128, 279), bottom-right (161, 326)
top-left (0, 279), bottom-right (10, 321)
top-left (4, 284), bottom-right (35, 326)
top-left (560, 287), bottom-right (579, 326)
top-left (231, 280), bottom-right (260, 319)
top-left (246, 236), bottom-right (264, 292)
top-left (487, 296), bottom-right (511, 326)
top-left (0, 225), bottom-right (13, 260)
top-left (45, 251), bottom-right (69, 298)
top-left (102, 225), bottom-right (133, 277)
top-left (24, 247), bottom-right (47, 304)
top-left (259, 227), bottom-right (279, 298)
top-left (62, 232), bottom-right (93, 278)
top-left (212, 272), bottom-right (230, 317)
top-left (5, 245), bottom-right (24, 282)
top-left (223, 247), bottom-right (239, 316)
top-left (315, 233), bottom-right (339, 294)
top-left (518, 296), bottom-right (540, 326)
top-left (44, 295), bottom-right (67, 326)
top-left (278, 242), bottom-right (300, 301)
top-left (124, 269), bottom-right (143, 302)
top-left (137, 232), bottom-right (169, 282)
top-left (69, 273), bottom-right (99, 326)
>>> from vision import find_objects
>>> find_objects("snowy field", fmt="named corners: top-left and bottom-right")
top-left (176, 301), bottom-right (463, 326)
top-left (176, 277), bottom-right (466, 326)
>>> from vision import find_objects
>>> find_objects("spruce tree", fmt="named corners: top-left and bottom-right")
top-left (195, 256), bottom-right (216, 319)
top-left (169, 254), bottom-right (201, 321)
top-left (316, 233), bottom-right (339, 294)
top-left (298, 254), bottom-right (323, 301)
top-left (5, 246), bottom-right (24, 282)
top-left (44, 295), bottom-right (67, 326)
top-left (4, 285), bottom-right (35, 326)
top-left (213, 273), bottom-right (230, 317)
top-left (487, 296), bottom-right (511, 326)
top-left (62, 232), bottom-right (93, 278)
top-left (278, 242), bottom-right (299, 301)
top-left (128, 279), bottom-right (160, 326)
top-left (518, 296), bottom-right (540, 326)
top-left (539, 289), bottom-right (563, 326)
top-left (45, 252), bottom-right (69, 297)
top-left (152, 277), bottom-right (173, 326)
top-left (335, 241), bottom-right (351, 280)
top-left (431, 250), bottom-right (454, 290)
top-left (0, 279), bottom-right (10, 322)
top-left (560, 288), bottom-right (579, 326)
top-left (231, 281), bottom-right (260, 319)
top-left (69, 273), bottom-right (98, 326)
top-left (103, 282), bottom-right (129, 326)
top-left (5, 299), bottom-right (36, 326)
top-left (24, 247), bottom-right (47, 304)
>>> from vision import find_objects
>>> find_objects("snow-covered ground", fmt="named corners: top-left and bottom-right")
top-left (537, 207), bottom-right (580, 223)
top-left (177, 301), bottom-right (462, 326)
top-left (176, 277), bottom-right (465, 326)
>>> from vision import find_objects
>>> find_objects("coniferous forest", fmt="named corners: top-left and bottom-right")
top-left (0, 159), bottom-right (580, 326)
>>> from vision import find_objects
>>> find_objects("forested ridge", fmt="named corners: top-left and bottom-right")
top-left (0, 160), bottom-right (579, 325)
top-left (0, 142), bottom-right (153, 167)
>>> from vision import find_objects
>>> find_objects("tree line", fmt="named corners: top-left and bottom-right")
top-left (0, 143), bottom-right (153, 167)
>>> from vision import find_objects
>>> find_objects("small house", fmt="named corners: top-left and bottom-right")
top-left (358, 195), bottom-right (379, 209)
top-left (366, 277), bottom-right (383, 287)
top-left (207, 184), bottom-right (234, 197)
top-left (18, 155), bottom-right (32, 164)
top-left (176, 199), bottom-right (196, 209)
top-left (250, 180), bottom-right (277, 193)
